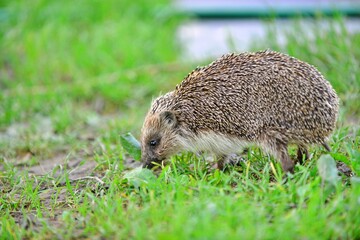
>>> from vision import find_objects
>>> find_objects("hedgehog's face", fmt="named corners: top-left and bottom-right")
top-left (140, 111), bottom-right (179, 169)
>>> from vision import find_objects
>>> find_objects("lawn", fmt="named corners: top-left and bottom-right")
top-left (1, 0), bottom-right (360, 239)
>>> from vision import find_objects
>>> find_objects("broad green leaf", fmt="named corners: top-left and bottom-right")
top-left (351, 177), bottom-right (360, 185)
top-left (317, 154), bottom-right (339, 185)
top-left (331, 153), bottom-right (348, 162)
top-left (120, 132), bottom-right (141, 161)
top-left (124, 167), bottom-right (157, 188)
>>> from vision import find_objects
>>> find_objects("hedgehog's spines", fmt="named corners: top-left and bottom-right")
top-left (142, 50), bottom-right (339, 172)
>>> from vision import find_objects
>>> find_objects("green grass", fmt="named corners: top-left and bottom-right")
top-left (1, 0), bottom-right (360, 239)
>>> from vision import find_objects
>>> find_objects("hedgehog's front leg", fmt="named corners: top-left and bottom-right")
top-left (216, 154), bottom-right (243, 170)
top-left (216, 155), bottom-right (225, 170)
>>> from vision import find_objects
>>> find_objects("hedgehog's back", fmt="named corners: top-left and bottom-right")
top-left (173, 50), bottom-right (339, 144)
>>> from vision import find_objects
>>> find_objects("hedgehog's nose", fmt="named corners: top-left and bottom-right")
top-left (143, 161), bottom-right (154, 169)
top-left (142, 158), bottom-right (158, 169)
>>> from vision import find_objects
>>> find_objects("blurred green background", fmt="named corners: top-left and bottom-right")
top-left (0, 0), bottom-right (187, 134)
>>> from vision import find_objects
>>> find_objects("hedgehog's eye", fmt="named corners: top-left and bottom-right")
top-left (149, 139), bottom-right (158, 147)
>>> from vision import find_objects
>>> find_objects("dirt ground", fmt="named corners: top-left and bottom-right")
top-left (4, 152), bottom-right (141, 231)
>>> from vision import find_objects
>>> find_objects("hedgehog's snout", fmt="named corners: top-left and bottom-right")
top-left (142, 160), bottom-right (156, 169)
top-left (142, 156), bottom-right (162, 169)
top-left (141, 149), bottom-right (160, 169)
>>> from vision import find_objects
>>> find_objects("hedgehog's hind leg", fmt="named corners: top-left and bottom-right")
top-left (275, 143), bottom-right (294, 173)
top-left (263, 138), bottom-right (295, 173)
top-left (322, 142), bottom-right (331, 152)
top-left (296, 145), bottom-right (309, 165)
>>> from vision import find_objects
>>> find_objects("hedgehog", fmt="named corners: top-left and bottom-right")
top-left (140, 50), bottom-right (339, 173)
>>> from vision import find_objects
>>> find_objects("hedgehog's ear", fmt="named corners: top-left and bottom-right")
top-left (159, 111), bottom-right (177, 128)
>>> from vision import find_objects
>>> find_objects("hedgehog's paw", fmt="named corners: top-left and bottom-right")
top-left (216, 153), bottom-right (246, 171)
top-left (296, 145), bottom-right (309, 165)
